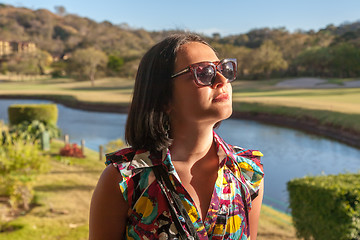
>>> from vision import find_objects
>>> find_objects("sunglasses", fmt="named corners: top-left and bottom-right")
top-left (171, 58), bottom-right (237, 87)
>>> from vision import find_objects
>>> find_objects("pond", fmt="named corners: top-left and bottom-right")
top-left (1, 99), bottom-right (359, 213)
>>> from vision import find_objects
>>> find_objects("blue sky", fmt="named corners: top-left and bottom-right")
top-left (3, 0), bottom-right (360, 36)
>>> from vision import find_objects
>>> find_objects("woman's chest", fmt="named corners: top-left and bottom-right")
top-left (127, 169), bottom-right (251, 239)
top-left (178, 171), bottom-right (218, 220)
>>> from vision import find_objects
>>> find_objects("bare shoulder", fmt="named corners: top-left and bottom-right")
top-left (96, 164), bottom-right (124, 189)
top-left (89, 164), bottom-right (129, 240)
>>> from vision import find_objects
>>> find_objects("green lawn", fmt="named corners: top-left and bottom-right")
top-left (233, 88), bottom-right (360, 114)
top-left (0, 140), bottom-right (298, 240)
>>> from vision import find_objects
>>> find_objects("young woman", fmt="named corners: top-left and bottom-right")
top-left (89, 33), bottom-right (264, 240)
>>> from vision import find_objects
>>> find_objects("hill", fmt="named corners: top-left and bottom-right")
top-left (0, 3), bottom-right (360, 79)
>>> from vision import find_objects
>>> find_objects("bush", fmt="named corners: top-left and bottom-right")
top-left (50, 60), bottom-right (68, 78)
top-left (287, 174), bottom-right (360, 240)
top-left (59, 143), bottom-right (85, 158)
top-left (0, 132), bottom-right (49, 210)
top-left (8, 104), bottom-right (58, 126)
top-left (105, 138), bottom-right (126, 153)
top-left (9, 120), bottom-right (61, 142)
top-left (5, 175), bottom-right (34, 210)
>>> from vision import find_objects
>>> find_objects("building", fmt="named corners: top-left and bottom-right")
top-left (0, 40), bottom-right (12, 57)
top-left (10, 41), bottom-right (36, 54)
top-left (0, 40), bottom-right (36, 58)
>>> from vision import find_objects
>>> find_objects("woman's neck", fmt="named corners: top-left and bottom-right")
top-left (169, 122), bottom-right (215, 164)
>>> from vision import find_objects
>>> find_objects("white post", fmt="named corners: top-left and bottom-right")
top-left (64, 134), bottom-right (69, 145)
top-left (81, 139), bottom-right (85, 155)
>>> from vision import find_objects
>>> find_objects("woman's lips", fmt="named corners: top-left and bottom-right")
top-left (213, 93), bottom-right (230, 102)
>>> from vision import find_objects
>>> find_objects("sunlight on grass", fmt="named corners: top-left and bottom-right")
top-left (233, 88), bottom-right (360, 114)
top-left (1, 140), bottom-right (104, 240)
top-left (0, 77), bottom-right (134, 104)
top-left (258, 205), bottom-right (298, 240)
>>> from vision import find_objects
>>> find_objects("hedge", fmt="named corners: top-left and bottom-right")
top-left (8, 104), bottom-right (58, 126)
top-left (287, 174), bottom-right (360, 240)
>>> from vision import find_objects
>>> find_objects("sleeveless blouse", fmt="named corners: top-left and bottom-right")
top-left (105, 131), bottom-right (264, 240)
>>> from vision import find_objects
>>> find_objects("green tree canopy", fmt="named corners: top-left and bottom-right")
top-left (294, 47), bottom-right (332, 76)
top-left (107, 55), bottom-right (124, 74)
top-left (70, 47), bottom-right (107, 86)
top-left (330, 43), bottom-right (360, 77)
top-left (6, 49), bottom-right (52, 75)
top-left (250, 40), bottom-right (288, 78)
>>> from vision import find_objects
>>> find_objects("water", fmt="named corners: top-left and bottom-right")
top-left (1, 99), bottom-right (359, 212)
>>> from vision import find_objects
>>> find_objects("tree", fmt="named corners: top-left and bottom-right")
top-left (6, 49), bottom-right (53, 75)
top-left (70, 47), bottom-right (107, 86)
top-left (294, 47), bottom-right (332, 76)
top-left (107, 55), bottom-right (124, 74)
top-left (33, 49), bottom-right (53, 74)
top-left (54, 6), bottom-right (66, 16)
top-left (249, 40), bottom-right (288, 78)
top-left (7, 53), bottom-right (38, 75)
top-left (212, 32), bottom-right (221, 41)
top-left (329, 43), bottom-right (360, 77)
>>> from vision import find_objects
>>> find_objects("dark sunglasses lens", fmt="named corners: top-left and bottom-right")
top-left (219, 61), bottom-right (236, 81)
top-left (195, 65), bottom-right (215, 86)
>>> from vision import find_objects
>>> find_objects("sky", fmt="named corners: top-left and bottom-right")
top-left (2, 0), bottom-right (360, 36)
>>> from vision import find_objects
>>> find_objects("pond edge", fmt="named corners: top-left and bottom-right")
top-left (1, 94), bottom-right (359, 149)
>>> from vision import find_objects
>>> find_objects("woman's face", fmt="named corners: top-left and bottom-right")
top-left (169, 42), bottom-right (233, 126)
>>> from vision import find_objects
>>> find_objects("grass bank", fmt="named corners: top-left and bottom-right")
top-left (0, 77), bottom-right (359, 147)
top-left (232, 102), bottom-right (360, 148)
top-left (0, 140), bottom-right (298, 240)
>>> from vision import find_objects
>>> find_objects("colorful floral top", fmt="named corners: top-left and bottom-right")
top-left (105, 131), bottom-right (264, 240)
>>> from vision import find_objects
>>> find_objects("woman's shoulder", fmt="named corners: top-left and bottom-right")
top-left (231, 145), bottom-right (263, 167)
top-left (105, 147), bottom-right (137, 166)
top-left (232, 145), bottom-right (263, 157)
top-left (103, 147), bottom-right (163, 187)
top-left (214, 131), bottom-right (263, 164)
top-left (227, 145), bottom-right (264, 198)
top-left (104, 147), bottom-right (163, 170)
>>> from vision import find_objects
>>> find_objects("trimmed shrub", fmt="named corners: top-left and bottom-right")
top-left (8, 104), bottom-right (58, 126)
top-left (287, 174), bottom-right (360, 240)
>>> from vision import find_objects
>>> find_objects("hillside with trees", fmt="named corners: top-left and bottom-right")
top-left (0, 3), bottom-right (360, 81)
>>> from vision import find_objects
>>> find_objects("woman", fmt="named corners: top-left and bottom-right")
top-left (89, 33), bottom-right (264, 240)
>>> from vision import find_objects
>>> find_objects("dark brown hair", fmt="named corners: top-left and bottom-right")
top-left (125, 33), bottom-right (211, 152)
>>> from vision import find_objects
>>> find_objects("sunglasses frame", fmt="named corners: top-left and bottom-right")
top-left (171, 58), bottom-right (237, 87)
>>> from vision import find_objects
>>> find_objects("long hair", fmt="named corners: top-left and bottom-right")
top-left (125, 33), bottom-right (212, 152)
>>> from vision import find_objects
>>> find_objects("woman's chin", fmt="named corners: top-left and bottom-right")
top-left (211, 105), bottom-right (233, 121)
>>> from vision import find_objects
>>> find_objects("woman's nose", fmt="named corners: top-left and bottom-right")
top-left (212, 72), bottom-right (228, 89)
